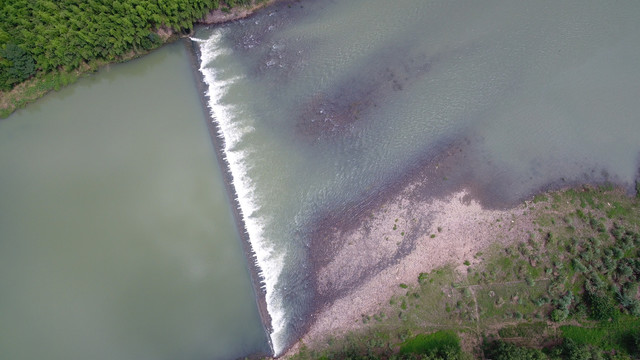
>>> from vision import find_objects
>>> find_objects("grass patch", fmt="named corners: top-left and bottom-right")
top-left (498, 322), bottom-right (548, 338)
top-left (560, 317), bottom-right (640, 354)
top-left (476, 280), bottom-right (549, 323)
top-left (533, 194), bottom-right (548, 204)
top-left (399, 330), bottom-right (460, 355)
top-left (606, 201), bottom-right (633, 219)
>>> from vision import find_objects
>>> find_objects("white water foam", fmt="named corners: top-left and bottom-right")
top-left (193, 31), bottom-right (287, 355)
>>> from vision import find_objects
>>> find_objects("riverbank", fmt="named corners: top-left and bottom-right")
top-left (199, 0), bottom-right (281, 25)
top-left (285, 186), bottom-right (536, 357)
top-left (283, 179), bottom-right (640, 358)
top-left (0, 0), bottom-right (281, 119)
top-left (0, 51), bottom-right (151, 119)
top-left (280, 123), bottom-right (638, 356)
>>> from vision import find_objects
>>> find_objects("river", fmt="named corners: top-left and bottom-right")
top-left (194, 0), bottom-right (640, 354)
top-left (2, 0), bottom-right (640, 358)
top-left (0, 42), bottom-right (270, 360)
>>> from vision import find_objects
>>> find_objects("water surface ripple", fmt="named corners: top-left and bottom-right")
top-left (194, 0), bottom-right (640, 353)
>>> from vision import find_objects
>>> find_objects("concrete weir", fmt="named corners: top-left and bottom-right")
top-left (184, 37), bottom-right (275, 357)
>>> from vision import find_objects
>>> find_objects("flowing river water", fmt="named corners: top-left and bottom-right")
top-left (2, 0), bottom-right (640, 359)
top-left (193, 0), bottom-right (640, 354)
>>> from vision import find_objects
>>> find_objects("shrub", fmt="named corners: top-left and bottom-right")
top-left (551, 308), bottom-right (569, 322)
top-left (618, 264), bottom-right (633, 278)
top-left (586, 292), bottom-right (618, 321)
top-left (526, 276), bottom-right (535, 286)
top-left (623, 282), bottom-right (639, 295)
top-left (579, 250), bottom-right (593, 263)
top-left (632, 328), bottom-right (640, 356)
top-left (462, 288), bottom-right (471, 298)
top-left (514, 311), bottom-right (523, 320)
top-left (612, 247), bottom-right (624, 259)
top-left (628, 300), bottom-right (640, 316)
top-left (601, 256), bottom-right (616, 273)
top-left (532, 296), bottom-right (550, 307)
top-left (556, 292), bottom-right (575, 309)
top-left (418, 273), bottom-right (429, 284)
top-left (611, 223), bottom-right (624, 240)
top-left (559, 338), bottom-right (595, 360)
top-left (572, 259), bottom-right (587, 273)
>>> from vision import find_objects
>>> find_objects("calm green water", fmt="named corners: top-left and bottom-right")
top-left (195, 0), bottom-right (640, 353)
top-left (0, 42), bottom-right (269, 360)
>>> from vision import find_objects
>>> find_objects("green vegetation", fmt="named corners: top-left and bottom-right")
top-left (497, 322), bottom-right (547, 338)
top-left (291, 329), bottom-right (467, 360)
top-left (399, 331), bottom-right (460, 355)
top-left (483, 340), bottom-right (546, 360)
top-left (560, 317), bottom-right (640, 353)
top-left (0, 43), bottom-right (36, 90)
top-left (0, 0), bottom-right (260, 117)
top-left (289, 186), bottom-right (640, 359)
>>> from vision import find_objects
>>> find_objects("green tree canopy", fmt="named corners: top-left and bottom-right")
top-left (0, 43), bottom-right (36, 90)
top-left (0, 0), bottom-right (256, 90)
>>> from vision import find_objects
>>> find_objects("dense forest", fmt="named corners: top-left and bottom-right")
top-left (0, 0), bottom-right (252, 91)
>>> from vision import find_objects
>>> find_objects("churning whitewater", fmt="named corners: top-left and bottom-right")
top-left (194, 31), bottom-right (286, 355)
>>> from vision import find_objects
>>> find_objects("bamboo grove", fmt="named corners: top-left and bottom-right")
top-left (0, 0), bottom-right (252, 91)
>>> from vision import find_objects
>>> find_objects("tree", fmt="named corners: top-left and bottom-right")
top-left (0, 43), bottom-right (36, 90)
top-left (559, 339), bottom-right (598, 360)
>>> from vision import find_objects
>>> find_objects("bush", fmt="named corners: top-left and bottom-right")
top-left (551, 308), bottom-right (569, 322)
top-left (601, 256), bottom-right (616, 273)
top-left (559, 338), bottom-right (595, 360)
top-left (571, 259), bottom-right (587, 273)
top-left (628, 300), bottom-right (640, 317)
top-left (618, 264), bottom-right (633, 278)
top-left (526, 276), bottom-right (535, 286)
top-left (586, 292), bottom-right (618, 321)
top-left (611, 223), bottom-right (624, 240)
top-left (632, 329), bottom-right (640, 356)
top-left (556, 292), bottom-right (575, 310)
top-left (532, 296), bottom-right (550, 307)
top-left (612, 247), bottom-right (625, 259)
